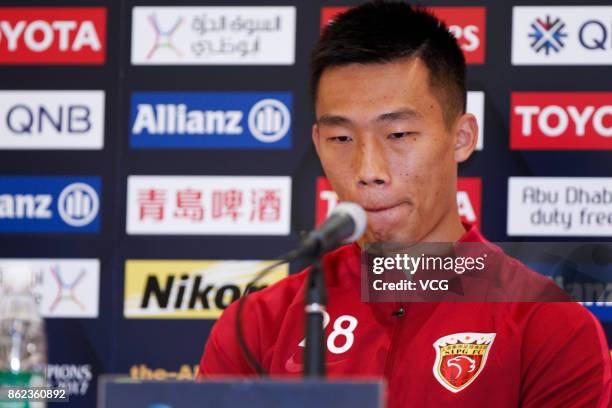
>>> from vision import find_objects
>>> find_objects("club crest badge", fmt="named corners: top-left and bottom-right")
top-left (432, 332), bottom-right (496, 393)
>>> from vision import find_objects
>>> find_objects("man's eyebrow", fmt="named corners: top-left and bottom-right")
top-left (377, 109), bottom-right (423, 122)
top-left (316, 115), bottom-right (353, 126)
top-left (316, 109), bottom-right (422, 126)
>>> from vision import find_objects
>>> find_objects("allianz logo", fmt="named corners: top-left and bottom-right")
top-left (0, 183), bottom-right (99, 227)
top-left (132, 98), bottom-right (290, 143)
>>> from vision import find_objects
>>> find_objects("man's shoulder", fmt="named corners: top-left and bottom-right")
top-left (520, 300), bottom-right (603, 333)
top-left (507, 255), bottom-right (570, 299)
top-left (477, 241), bottom-right (570, 301)
top-left (249, 267), bottom-right (308, 306)
top-left (233, 243), bottom-right (360, 312)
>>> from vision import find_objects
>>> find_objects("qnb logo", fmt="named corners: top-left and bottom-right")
top-left (248, 99), bottom-right (291, 143)
top-left (49, 265), bottom-right (86, 312)
top-left (58, 183), bottom-right (99, 227)
top-left (146, 13), bottom-right (183, 59)
top-left (529, 15), bottom-right (568, 55)
top-left (6, 104), bottom-right (92, 135)
top-left (0, 19), bottom-right (101, 53)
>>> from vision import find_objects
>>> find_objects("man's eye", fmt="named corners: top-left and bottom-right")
top-left (329, 136), bottom-right (353, 143)
top-left (387, 132), bottom-right (415, 140)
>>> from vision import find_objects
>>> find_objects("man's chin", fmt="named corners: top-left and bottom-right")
top-left (359, 228), bottom-right (418, 246)
top-left (360, 203), bottom-right (414, 240)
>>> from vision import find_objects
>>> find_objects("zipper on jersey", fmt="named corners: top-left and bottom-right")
top-left (382, 302), bottom-right (405, 377)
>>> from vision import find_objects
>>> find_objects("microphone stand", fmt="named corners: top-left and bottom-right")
top-left (235, 202), bottom-right (365, 378)
top-left (304, 257), bottom-right (327, 378)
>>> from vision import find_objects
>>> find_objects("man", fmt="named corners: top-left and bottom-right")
top-left (199, 2), bottom-right (612, 406)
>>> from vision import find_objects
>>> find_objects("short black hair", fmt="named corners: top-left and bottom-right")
top-left (310, 1), bottom-right (466, 127)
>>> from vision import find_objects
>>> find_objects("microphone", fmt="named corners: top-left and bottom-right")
top-left (301, 202), bottom-right (365, 377)
top-left (298, 202), bottom-right (367, 259)
top-left (235, 202), bottom-right (366, 377)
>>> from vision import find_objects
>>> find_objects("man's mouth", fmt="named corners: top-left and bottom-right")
top-left (364, 204), bottom-right (399, 212)
top-left (363, 201), bottom-right (410, 213)
top-left (361, 202), bottom-right (413, 222)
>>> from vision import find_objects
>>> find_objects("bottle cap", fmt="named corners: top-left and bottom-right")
top-left (1, 263), bottom-right (33, 294)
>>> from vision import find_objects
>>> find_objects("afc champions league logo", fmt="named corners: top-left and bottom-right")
top-left (58, 182), bottom-right (99, 227)
top-left (146, 13), bottom-right (184, 59)
top-left (432, 332), bottom-right (496, 393)
top-left (49, 264), bottom-right (87, 313)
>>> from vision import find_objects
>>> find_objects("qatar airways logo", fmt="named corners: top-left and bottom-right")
top-left (528, 15), bottom-right (567, 55)
top-left (315, 177), bottom-right (481, 228)
top-left (0, 8), bottom-right (106, 64)
top-left (512, 7), bottom-right (612, 65)
top-left (511, 93), bottom-right (612, 150)
top-left (321, 7), bottom-right (486, 64)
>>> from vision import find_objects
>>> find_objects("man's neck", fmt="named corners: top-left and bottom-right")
top-left (418, 213), bottom-right (467, 243)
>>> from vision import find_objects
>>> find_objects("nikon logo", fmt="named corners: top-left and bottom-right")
top-left (124, 260), bottom-right (288, 319)
top-left (140, 273), bottom-right (265, 310)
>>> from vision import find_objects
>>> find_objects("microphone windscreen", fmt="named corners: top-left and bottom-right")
top-left (332, 202), bottom-right (367, 244)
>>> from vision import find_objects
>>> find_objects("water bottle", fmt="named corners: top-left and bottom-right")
top-left (0, 264), bottom-right (47, 408)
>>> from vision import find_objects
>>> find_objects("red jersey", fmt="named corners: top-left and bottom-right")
top-left (199, 225), bottom-right (612, 407)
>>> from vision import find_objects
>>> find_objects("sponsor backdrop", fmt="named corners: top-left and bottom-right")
top-left (0, 0), bottom-right (611, 406)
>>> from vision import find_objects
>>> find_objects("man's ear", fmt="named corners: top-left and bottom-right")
top-left (312, 123), bottom-right (321, 156)
top-left (454, 113), bottom-right (479, 163)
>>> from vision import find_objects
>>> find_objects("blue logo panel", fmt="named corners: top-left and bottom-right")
top-left (0, 176), bottom-right (101, 233)
top-left (129, 92), bottom-right (292, 149)
top-left (527, 261), bottom-right (612, 322)
top-left (587, 306), bottom-right (612, 322)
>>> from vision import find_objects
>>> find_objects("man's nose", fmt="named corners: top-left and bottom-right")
top-left (354, 138), bottom-right (390, 187)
